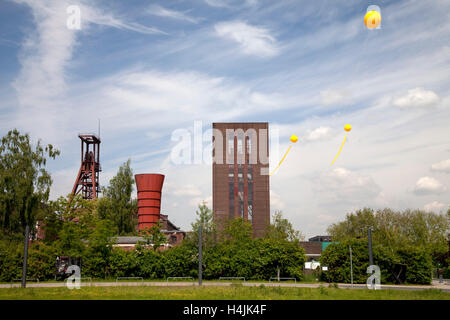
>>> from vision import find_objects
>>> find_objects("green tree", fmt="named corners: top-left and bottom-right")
top-left (320, 239), bottom-right (433, 285)
top-left (221, 218), bottom-right (253, 243)
top-left (0, 129), bottom-right (59, 237)
top-left (185, 202), bottom-right (217, 249)
top-left (98, 159), bottom-right (137, 235)
top-left (264, 211), bottom-right (304, 243)
top-left (85, 219), bottom-right (116, 278)
top-left (139, 222), bottom-right (167, 251)
top-left (327, 207), bottom-right (449, 264)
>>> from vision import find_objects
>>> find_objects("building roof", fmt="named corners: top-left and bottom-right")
top-left (114, 236), bottom-right (144, 244)
top-left (308, 235), bottom-right (332, 242)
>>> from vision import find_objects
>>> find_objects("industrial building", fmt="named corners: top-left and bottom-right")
top-left (212, 122), bottom-right (270, 238)
top-left (300, 235), bottom-right (333, 274)
top-left (300, 235), bottom-right (333, 262)
top-left (113, 215), bottom-right (185, 250)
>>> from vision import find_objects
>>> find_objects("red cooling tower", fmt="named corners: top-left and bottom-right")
top-left (135, 174), bottom-right (165, 232)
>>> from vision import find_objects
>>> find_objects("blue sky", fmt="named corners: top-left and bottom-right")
top-left (1, 0), bottom-right (449, 238)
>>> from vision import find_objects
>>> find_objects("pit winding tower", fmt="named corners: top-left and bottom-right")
top-left (72, 134), bottom-right (101, 200)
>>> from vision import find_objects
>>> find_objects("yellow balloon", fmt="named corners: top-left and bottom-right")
top-left (364, 11), bottom-right (381, 29)
top-left (290, 135), bottom-right (298, 143)
top-left (344, 124), bottom-right (352, 132)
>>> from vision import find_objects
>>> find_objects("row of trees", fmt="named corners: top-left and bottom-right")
top-left (322, 208), bottom-right (450, 283)
top-left (327, 208), bottom-right (450, 266)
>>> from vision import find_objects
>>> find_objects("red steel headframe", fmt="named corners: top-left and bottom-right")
top-left (72, 134), bottom-right (102, 200)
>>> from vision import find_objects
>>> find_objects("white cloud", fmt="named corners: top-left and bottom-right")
top-left (204, 0), bottom-right (258, 8)
top-left (314, 167), bottom-right (382, 205)
top-left (10, 0), bottom-right (165, 144)
top-left (204, 0), bottom-right (228, 8)
top-left (270, 190), bottom-right (285, 210)
top-left (305, 126), bottom-right (332, 141)
top-left (215, 21), bottom-right (279, 57)
top-left (393, 87), bottom-right (439, 108)
top-left (80, 4), bottom-right (165, 35)
top-left (147, 5), bottom-right (199, 24)
top-left (85, 69), bottom-right (280, 132)
top-left (414, 176), bottom-right (446, 195)
top-left (171, 184), bottom-right (202, 197)
top-left (431, 159), bottom-right (450, 173)
top-left (424, 201), bottom-right (448, 213)
top-left (320, 89), bottom-right (351, 106)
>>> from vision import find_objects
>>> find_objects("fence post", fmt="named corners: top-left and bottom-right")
top-left (349, 246), bottom-right (353, 288)
top-left (368, 227), bottom-right (374, 266)
top-left (198, 225), bottom-right (202, 286)
top-left (21, 225), bottom-right (30, 289)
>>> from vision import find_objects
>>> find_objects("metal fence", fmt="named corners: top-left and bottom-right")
top-left (11, 278), bottom-right (39, 288)
top-left (166, 277), bottom-right (195, 285)
top-left (269, 277), bottom-right (297, 283)
top-left (63, 277), bottom-right (93, 286)
top-left (219, 277), bottom-right (246, 282)
top-left (13, 278), bottom-right (39, 283)
top-left (116, 277), bottom-right (144, 283)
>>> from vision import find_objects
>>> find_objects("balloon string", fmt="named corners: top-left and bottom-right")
top-left (270, 145), bottom-right (292, 176)
top-left (331, 134), bottom-right (347, 165)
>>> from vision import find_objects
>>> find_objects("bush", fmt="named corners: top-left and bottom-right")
top-left (0, 233), bottom-right (306, 281)
top-left (320, 239), bottom-right (433, 285)
top-left (27, 242), bottom-right (58, 280)
top-left (203, 239), bottom-right (305, 280)
top-left (397, 246), bottom-right (433, 284)
top-left (0, 241), bottom-right (22, 282)
top-left (108, 248), bottom-right (139, 278)
top-left (163, 244), bottom-right (198, 278)
top-left (136, 248), bottom-right (165, 279)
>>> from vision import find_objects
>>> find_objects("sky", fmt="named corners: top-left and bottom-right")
top-left (0, 0), bottom-right (449, 238)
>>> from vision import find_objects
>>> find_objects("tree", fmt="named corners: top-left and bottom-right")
top-left (328, 208), bottom-right (450, 249)
top-left (320, 239), bottom-right (433, 285)
top-left (327, 208), bottom-right (449, 263)
top-left (86, 219), bottom-right (116, 278)
top-left (98, 159), bottom-right (137, 235)
top-left (264, 211), bottom-right (304, 243)
top-left (139, 222), bottom-right (167, 251)
top-left (185, 202), bottom-right (217, 249)
top-left (0, 129), bottom-right (60, 237)
top-left (221, 218), bottom-right (253, 243)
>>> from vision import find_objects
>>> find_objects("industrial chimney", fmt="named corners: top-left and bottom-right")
top-left (135, 174), bottom-right (165, 232)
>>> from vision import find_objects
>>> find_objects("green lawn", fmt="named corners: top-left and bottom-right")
top-left (0, 285), bottom-right (449, 300)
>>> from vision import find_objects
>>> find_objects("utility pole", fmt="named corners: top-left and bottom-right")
top-left (21, 225), bottom-right (30, 288)
top-left (198, 225), bottom-right (202, 286)
top-left (349, 246), bottom-right (353, 288)
top-left (368, 227), bottom-right (374, 266)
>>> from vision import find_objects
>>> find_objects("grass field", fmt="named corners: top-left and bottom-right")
top-left (0, 285), bottom-right (449, 300)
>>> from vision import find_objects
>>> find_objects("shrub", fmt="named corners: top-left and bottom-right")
top-left (320, 239), bottom-right (433, 285)
top-left (0, 241), bottom-right (22, 282)
top-left (27, 242), bottom-right (58, 280)
top-left (397, 246), bottom-right (433, 284)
